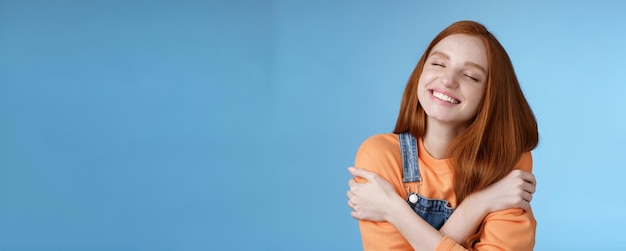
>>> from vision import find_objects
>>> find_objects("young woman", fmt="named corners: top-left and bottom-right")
top-left (346, 21), bottom-right (539, 250)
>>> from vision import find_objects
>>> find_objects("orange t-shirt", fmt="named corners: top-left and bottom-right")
top-left (355, 134), bottom-right (536, 251)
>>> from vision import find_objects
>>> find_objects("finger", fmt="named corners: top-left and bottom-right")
top-left (519, 201), bottom-right (531, 211)
top-left (347, 199), bottom-right (355, 209)
top-left (522, 182), bottom-right (536, 194)
top-left (348, 179), bottom-right (364, 194)
top-left (521, 190), bottom-right (533, 203)
top-left (521, 171), bottom-right (536, 186)
top-left (348, 167), bottom-right (377, 183)
top-left (351, 210), bottom-right (359, 219)
top-left (346, 190), bottom-right (352, 199)
top-left (348, 178), bottom-right (357, 188)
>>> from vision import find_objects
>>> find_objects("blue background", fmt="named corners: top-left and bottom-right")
top-left (1, 0), bottom-right (625, 250)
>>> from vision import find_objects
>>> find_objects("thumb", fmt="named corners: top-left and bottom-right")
top-left (348, 167), bottom-right (377, 183)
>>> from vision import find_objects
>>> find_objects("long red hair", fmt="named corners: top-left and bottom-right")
top-left (393, 20), bottom-right (539, 247)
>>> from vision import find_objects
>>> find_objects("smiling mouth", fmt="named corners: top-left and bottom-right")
top-left (432, 90), bottom-right (460, 104)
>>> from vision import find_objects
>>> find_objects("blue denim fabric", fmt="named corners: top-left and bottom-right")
top-left (399, 132), bottom-right (454, 230)
top-left (399, 132), bottom-right (421, 183)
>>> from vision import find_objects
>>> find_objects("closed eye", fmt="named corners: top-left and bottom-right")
top-left (465, 74), bottom-right (479, 82)
top-left (431, 63), bottom-right (445, 67)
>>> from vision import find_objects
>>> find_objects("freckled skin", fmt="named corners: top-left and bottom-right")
top-left (417, 34), bottom-right (488, 128)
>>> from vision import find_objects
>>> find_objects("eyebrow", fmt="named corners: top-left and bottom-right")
top-left (465, 61), bottom-right (487, 76)
top-left (429, 51), bottom-right (488, 75)
top-left (429, 51), bottom-right (449, 60)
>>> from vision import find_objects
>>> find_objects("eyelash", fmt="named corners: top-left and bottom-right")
top-left (430, 61), bottom-right (481, 82)
top-left (465, 74), bottom-right (479, 82)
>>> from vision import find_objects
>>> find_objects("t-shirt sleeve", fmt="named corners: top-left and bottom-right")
top-left (436, 152), bottom-right (537, 251)
top-left (354, 135), bottom-right (414, 251)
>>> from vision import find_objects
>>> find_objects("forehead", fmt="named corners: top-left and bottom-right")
top-left (429, 34), bottom-right (488, 70)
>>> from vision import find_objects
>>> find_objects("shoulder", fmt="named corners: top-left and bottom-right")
top-left (513, 152), bottom-right (533, 172)
top-left (354, 134), bottom-right (404, 186)
top-left (357, 133), bottom-right (399, 153)
top-left (354, 133), bottom-right (400, 170)
top-left (361, 133), bottom-right (398, 147)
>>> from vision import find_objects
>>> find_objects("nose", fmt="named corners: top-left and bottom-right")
top-left (440, 72), bottom-right (459, 89)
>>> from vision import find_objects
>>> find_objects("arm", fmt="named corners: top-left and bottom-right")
top-left (348, 136), bottom-right (536, 250)
top-left (437, 209), bottom-right (536, 251)
top-left (348, 135), bottom-right (430, 250)
top-left (348, 168), bottom-right (535, 251)
top-left (438, 169), bottom-right (535, 244)
top-left (437, 153), bottom-right (537, 251)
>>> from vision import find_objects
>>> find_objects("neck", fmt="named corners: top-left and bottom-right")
top-left (422, 119), bottom-right (468, 159)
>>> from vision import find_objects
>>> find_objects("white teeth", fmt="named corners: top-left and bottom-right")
top-left (433, 91), bottom-right (459, 104)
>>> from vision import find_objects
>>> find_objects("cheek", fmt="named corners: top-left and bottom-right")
top-left (468, 85), bottom-right (486, 102)
top-left (461, 86), bottom-right (486, 112)
top-left (416, 72), bottom-right (435, 94)
top-left (417, 80), bottom-right (425, 95)
top-left (416, 79), bottom-right (425, 97)
top-left (419, 71), bottom-right (436, 83)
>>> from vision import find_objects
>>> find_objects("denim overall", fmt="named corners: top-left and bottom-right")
top-left (399, 132), bottom-right (454, 230)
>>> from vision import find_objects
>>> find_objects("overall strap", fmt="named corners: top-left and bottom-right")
top-left (399, 132), bottom-right (421, 182)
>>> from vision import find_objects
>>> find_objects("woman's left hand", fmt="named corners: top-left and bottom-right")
top-left (346, 167), bottom-right (403, 222)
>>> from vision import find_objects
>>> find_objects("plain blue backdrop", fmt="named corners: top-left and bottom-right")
top-left (1, 0), bottom-right (625, 250)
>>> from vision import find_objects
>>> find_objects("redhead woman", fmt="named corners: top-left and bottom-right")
top-left (346, 21), bottom-right (538, 250)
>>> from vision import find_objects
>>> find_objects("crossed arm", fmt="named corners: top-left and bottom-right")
top-left (346, 167), bottom-right (536, 251)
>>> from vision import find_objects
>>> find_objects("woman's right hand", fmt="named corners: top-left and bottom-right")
top-left (472, 169), bottom-right (536, 212)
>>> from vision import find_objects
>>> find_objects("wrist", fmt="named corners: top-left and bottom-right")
top-left (465, 191), bottom-right (491, 217)
top-left (385, 195), bottom-right (409, 223)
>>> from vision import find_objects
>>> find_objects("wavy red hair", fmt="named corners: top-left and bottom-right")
top-left (393, 20), bottom-right (539, 247)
